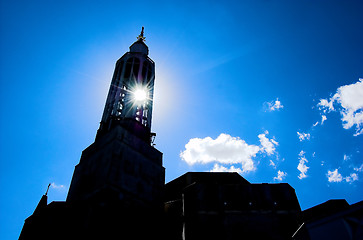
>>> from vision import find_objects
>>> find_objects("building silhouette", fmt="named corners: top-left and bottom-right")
top-left (19, 29), bottom-right (363, 240)
top-left (293, 199), bottom-right (363, 239)
top-left (164, 172), bottom-right (301, 239)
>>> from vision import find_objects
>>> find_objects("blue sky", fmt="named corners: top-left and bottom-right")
top-left (1, 0), bottom-right (362, 239)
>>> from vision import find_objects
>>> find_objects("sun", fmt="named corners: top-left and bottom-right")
top-left (132, 87), bottom-right (148, 105)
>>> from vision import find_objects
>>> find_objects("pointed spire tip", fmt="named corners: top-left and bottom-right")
top-left (137, 26), bottom-right (146, 41)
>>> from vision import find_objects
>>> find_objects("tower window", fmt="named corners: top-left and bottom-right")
top-left (147, 67), bottom-right (152, 81)
top-left (142, 62), bottom-right (148, 81)
top-left (117, 61), bottom-right (124, 79)
top-left (142, 119), bottom-right (147, 126)
top-left (117, 102), bottom-right (123, 112)
top-left (124, 58), bottom-right (133, 78)
top-left (133, 58), bottom-right (140, 79)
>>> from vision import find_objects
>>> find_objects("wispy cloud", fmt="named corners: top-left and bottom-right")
top-left (318, 99), bottom-right (335, 111)
top-left (269, 160), bottom-right (277, 169)
top-left (354, 164), bottom-right (363, 172)
top-left (297, 132), bottom-right (310, 141)
top-left (327, 169), bottom-right (359, 183)
top-left (345, 173), bottom-right (358, 183)
top-left (274, 170), bottom-right (287, 181)
top-left (51, 182), bottom-right (65, 189)
top-left (297, 151), bottom-right (309, 179)
top-left (210, 164), bottom-right (242, 174)
top-left (318, 78), bottom-right (363, 136)
top-left (258, 131), bottom-right (278, 155)
top-left (321, 115), bottom-right (327, 125)
top-left (313, 115), bottom-right (327, 127)
top-left (265, 98), bottom-right (284, 112)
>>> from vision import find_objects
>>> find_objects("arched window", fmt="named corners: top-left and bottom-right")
top-left (124, 58), bottom-right (133, 78)
top-left (114, 61), bottom-right (124, 86)
top-left (117, 61), bottom-right (124, 79)
top-left (133, 58), bottom-right (140, 79)
top-left (147, 66), bottom-right (153, 81)
top-left (142, 61), bottom-right (148, 82)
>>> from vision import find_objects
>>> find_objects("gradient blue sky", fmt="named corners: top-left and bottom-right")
top-left (1, 0), bottom-right (362, 239)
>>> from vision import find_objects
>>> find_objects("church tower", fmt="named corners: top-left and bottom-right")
top-left (19, 29), bottom-right (165, 240)
top-left (66, 27), bottom-right (165, 209)
top-left (96, 27), bottom-right (155, 143)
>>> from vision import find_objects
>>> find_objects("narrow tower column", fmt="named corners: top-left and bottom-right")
top-left (97, 27), bottom-right (155, 143)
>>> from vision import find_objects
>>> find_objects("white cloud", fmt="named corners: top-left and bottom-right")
top-left (313, 115), bottom-right (328, 127)
top-left (210, 164), bottom-right (242, 174)
top-left (345, 173), bottom-right (358, 183)
top-left (321, 115), bottom-right (327, 125)
top-left (274, 170), bottom-right (287, 181)
top-left (266, 98), bottom-right (284, 111)
top-left (327, 169), bottom-right (343, 182)
top-left (297, 151), bottom-right (309, 179)
top-left (181, 132), bottom-right (279, 173)
top-left (318, 98), bottom-right (334, 112)
top-left (312, 115), bottom-right (327, 127)
top-left (269, 160), bottom-right (277, 169)
top-left (327, 169), bottom-right (359, 183)
top-left (51, 182), bottom-right (65, 189)
top-left (180, 133), bottom-right (260, 173)
top-left (354, 164), bottom-right (363, 172)
top-left (297, 132), bottom-right (310, 141)
top-left (258, 131), bottom-right (278, 155)
top-left (318, 79), bottom-right (363, 136)
top-left (343, 154), bottom-right (350, 161)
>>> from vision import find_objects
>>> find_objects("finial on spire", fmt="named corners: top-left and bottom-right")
top-left (45, 183), bottom-right (51, 196)
top-left (137, 26), bottom-right (146, 41)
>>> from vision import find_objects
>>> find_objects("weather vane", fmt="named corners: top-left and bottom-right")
top-left (137, 26), bottom-right (146, 41)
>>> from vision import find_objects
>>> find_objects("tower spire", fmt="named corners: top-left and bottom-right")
top-left (137, 26), bottom-right (146, 41)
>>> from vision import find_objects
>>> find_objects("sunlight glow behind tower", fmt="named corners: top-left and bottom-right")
top-left (133, 87), bottom-right (148, 105)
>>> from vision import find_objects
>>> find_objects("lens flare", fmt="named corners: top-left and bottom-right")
top-left (134, 88), bottom-right (147, 102)
top-left (132, 86), bottom-right (149, 106)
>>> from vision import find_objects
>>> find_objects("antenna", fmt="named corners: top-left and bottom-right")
top-left (45, 183), bottom-right (51, 196)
